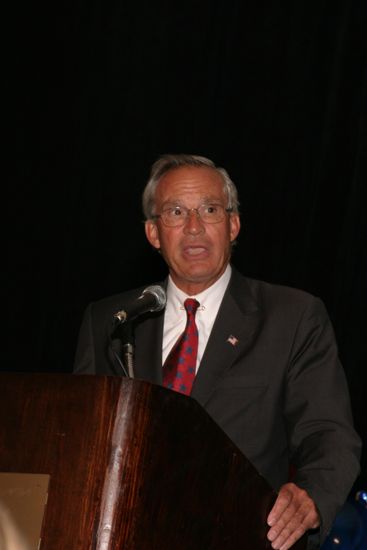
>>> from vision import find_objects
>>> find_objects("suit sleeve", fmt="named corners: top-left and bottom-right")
top-left (284, 296), bottom-right (361, 542)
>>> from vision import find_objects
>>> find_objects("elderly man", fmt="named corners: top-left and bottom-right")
top-left (74, 154), bottom-right (361, 549)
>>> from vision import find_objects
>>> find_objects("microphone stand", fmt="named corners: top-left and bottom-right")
top-left (121, 322), bottom-right (135, 379)
top-left (110, 320), bottom-right (135, 379)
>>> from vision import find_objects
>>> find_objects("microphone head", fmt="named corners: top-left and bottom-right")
top-left (142, 285), bottom-right (167, 312)
top-left (113, 284), bottom-right (167, 324)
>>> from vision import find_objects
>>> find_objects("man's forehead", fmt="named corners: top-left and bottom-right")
top-left (156, 166), bottom-right (225, 196)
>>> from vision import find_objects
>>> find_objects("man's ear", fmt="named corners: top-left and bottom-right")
top-left (229, 213), bottom-right (241, 243)
top-left (145, 220), bottom-right (161, 250)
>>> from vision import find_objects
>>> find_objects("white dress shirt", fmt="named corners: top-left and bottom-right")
top-left (162, 265), bottom-right (232, 373)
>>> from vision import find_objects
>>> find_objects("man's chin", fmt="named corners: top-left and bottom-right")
top-left (171, 267), bottom-right (225, 292)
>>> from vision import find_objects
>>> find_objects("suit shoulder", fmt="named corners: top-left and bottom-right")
top-left (233, 271), bottom-right (324, 314)
top-left (249, 277), bottom-right (316, 303)
top-left (240, 276), bottom-right (331, 334)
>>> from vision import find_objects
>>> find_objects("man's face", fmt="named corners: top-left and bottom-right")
top-left (145, 166), bottom-right (240, 295)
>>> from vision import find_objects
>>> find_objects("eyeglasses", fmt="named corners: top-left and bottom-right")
top-left (153, 204), bottom-right (233, 227)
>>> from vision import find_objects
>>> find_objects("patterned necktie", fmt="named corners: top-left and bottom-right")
top-left (162, 298), bottom-right (200, 396)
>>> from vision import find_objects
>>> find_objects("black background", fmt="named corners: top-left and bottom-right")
top-left (6, 1), bottom-right (366, 489)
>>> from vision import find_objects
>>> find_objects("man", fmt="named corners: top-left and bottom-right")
top-left (74, 154), bottom-right (361, 549)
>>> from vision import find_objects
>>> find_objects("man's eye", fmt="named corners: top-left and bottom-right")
top-left (205, 205), bottom-right (217, 214)
top-left (171, 207), bottom-right (183, 216)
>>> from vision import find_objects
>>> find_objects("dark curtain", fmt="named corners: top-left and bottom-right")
top-left (6, 1), bottom-right (366, 486)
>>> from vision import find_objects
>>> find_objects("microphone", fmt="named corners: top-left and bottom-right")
top-left (113, 285), bottom-right (166, 324)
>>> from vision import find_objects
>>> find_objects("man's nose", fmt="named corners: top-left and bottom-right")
top-left (183, 209), bottom-right (205, 234)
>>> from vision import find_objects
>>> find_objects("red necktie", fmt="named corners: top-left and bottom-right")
top-left (162, 298), bottom-right (200, 396)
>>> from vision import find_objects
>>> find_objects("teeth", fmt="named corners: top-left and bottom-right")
top-left (186, 247), bottom-right (206, 256)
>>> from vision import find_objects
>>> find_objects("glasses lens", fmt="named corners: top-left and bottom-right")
top-left (199, 204), bottom-right (225, 223)
top-left (161, 207), bottom-right (186, 226)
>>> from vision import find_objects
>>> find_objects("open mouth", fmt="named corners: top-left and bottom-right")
top-left (184, 246), bottom-right (208, 257)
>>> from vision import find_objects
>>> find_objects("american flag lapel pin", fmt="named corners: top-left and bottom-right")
top-left (227, 335), bottom-right (239, 346)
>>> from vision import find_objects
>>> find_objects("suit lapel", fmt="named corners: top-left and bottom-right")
top-left (133, 308), bottom-right (165, 385)
top-left (191, 269), bottom-right (262, 407)
top-left (131, 278), bottom-right (168, 384)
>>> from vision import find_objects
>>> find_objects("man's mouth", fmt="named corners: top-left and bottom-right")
top-left (184, 246), bottom-right (208, 256)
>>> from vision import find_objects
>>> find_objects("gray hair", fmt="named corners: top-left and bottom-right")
top-left (142, 153), bottom-right (240, 220)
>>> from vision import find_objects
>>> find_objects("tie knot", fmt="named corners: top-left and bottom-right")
top-left (184, 298), bottom-right (200, 316)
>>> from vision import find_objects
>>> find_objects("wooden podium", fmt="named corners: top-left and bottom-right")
top-left (0, 373), bottom-right (306, 549)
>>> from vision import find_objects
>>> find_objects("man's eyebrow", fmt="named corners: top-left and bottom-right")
top-left (161, 196), bottom-right (223, 206)
top-left (160, 200), bottom-right (184, 209)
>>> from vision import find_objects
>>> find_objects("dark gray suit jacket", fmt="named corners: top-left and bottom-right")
top-left (74, 268), bottom-right (361, 544)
